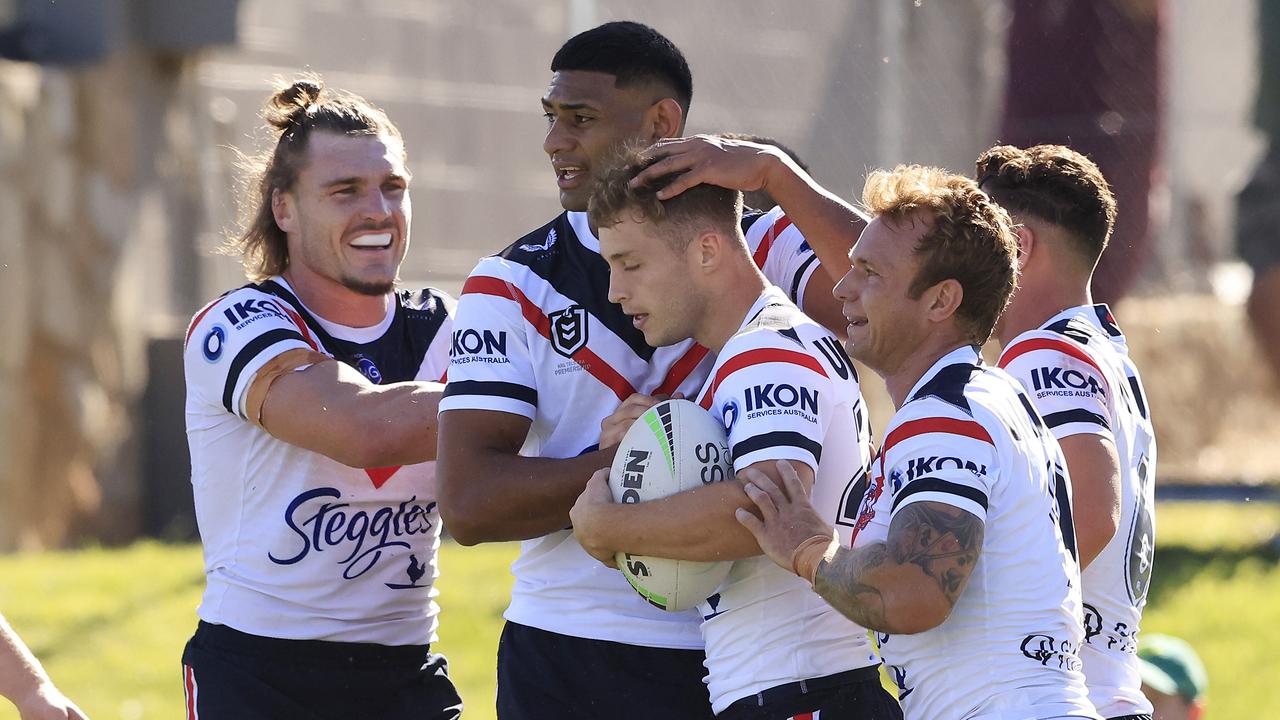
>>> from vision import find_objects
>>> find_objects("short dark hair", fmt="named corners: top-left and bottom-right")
top-left (863, 165), bottom-right (1019, 346)
top-left (551, 21), bottom-right (693, 115)
top-left (588, 146), bottom-right (741, 251)
top-left (975, 144), bottom-right (1116, 267)
top-left (225, 75), bottom-right (404, 280)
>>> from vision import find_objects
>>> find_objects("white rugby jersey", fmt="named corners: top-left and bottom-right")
top-left (855, 346), bottom-right (1097, 720)
top-left (692, 287), bottom-right (879, 713)
top-left (439, 208), bottom-right (822, 648)
top-left (999, 305), bottom-right (1156, 718)
top-left (184, 277), bottom-right (452, 645)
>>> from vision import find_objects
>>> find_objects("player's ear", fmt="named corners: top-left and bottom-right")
top-left (646, 97), bottom-right (683, 141)
top-left (273, 188), bottom-right (298, 234)
top-left (694, 229), bottom-right (720, 273)
top-left (926, 278), bottom-right (964, 324)
top-left (1013, 224), bottom-right (1034, 271)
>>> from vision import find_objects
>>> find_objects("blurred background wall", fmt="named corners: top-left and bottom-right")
top-left (0, 0), bottom-right (1271, 550)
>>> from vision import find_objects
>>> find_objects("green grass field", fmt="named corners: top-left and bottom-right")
top-left (0, 502), bottom-right (1276, 719)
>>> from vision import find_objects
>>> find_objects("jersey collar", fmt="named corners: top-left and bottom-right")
top-left (567, 211), bottom-right (600, 254)
top-left (272, 276), bottom-right (396, 344)
top-left (904, 344), bottom-right (983, 401)
top-left (1040, 303), bottom-right (1127, 344)
top-left (734, 285), bottom-right (793, 333)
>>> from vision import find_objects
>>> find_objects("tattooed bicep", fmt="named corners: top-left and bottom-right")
top-left (887, 501), bottom-right (984, 606)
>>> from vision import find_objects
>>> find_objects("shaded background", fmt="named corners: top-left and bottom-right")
top-left (0, 0), bottom-right (1273, 551)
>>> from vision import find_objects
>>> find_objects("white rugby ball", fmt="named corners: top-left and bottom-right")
top-left (608, 399), bottom-right (734, 612)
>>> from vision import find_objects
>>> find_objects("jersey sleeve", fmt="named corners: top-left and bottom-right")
top-left (745, 207), bottom-right (821, 310)
top-left (411, 288), bottom-right (456, 383)
top-left (880, 402), bottom-right (997, 524)
top-left (997, 333), bottom-right (1113, 442)
top-left (438, 259), bottom-right (539, 419)
top-left (183, 288), bottom-right (318, 420)
top-left (708, 332), bottom-right (832, 475)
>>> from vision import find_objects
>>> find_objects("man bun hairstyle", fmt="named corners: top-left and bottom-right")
top-left (551, 21), bottom-right (693, 115)
top-left (863, 165), bottom-right (1019, 346)
top-left (976, 144), bottom-right (1117, 268)
top-left (224, 74), bottom-right (405, 280)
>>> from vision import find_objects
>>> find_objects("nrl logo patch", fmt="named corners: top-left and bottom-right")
top-left (549, 304), bottom-right (588, 358)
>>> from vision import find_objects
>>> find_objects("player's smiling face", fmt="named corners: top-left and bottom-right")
top-left (276, 130), bottom-right (411, 297)
top-left (601, 213), bottom-right (700, 347)
top-left (834, 213), bottom-right (935, 375)
top-left (542, 70), bottom-right (665, 212)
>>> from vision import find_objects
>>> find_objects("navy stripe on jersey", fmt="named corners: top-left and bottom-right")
top-left (499, 215), bottom-right (656, 362)
top-left (740, 208), bottom-right (767, 235)
top-left (1044, 409), bottom-right (1110, 430)
top-left (891, 477), bottom-right (990, 514)
top-left (732, 431), bottom-right (823, 464)
top-left (1044, 316), bottom-right (1094, 346)
top-left (1128, 375), bottom-right (1149, 420)
top-left (222, 328), bottom-right (308, 414)
top-left (442, 380), bottom-right (537, 406)
top-left (910, 362), bottom-right (984, 414)
top-left (791, 253), bottom-right (819, 302)
top-left (257, 280), bottom-right (448, 384)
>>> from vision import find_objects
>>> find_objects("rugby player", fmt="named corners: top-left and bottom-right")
top-left (981, 144), bottom-right (1157, 720)
top-left (568, 153), bottom-right (901, 719)
top-left (181, 78), bottom-right (460, 719)
top-left (437, 21), bottom-right (863, 719)
top-left (736, 165), bottom-right (1100, 719)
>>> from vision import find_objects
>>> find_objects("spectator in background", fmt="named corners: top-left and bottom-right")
top-left (1000, 0), bottom-right (1166, 305)
top-left (0, 612), bottom-right (88, 720)
top-left (1138, 634), bottom-right (1207, 720)
top-left (1236, 0), bottom-right (1280, 386)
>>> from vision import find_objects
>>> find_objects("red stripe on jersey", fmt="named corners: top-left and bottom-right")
top-left (882, 417), bottom-right (993, 459)
top-left (462, 275), bottom-right (637, 401)
top-left (700, 348), bottom-right (827, 409)
top-left (279, 304), bottom-right (320, 351)
top-left (791, 713), bottom-right (814, 720)
top-left (654, 343), bottom-right (710, 397)
top-left (184, 664), bottom-right (198, 720)
top-left (998, 337), bottom-right (1104, 379)
top-left (184, 296), bottom-right (226, 347)
top-left (437, 368), bottom-right (448, 383)
top-left (752, 214), bottom-right (795, 269)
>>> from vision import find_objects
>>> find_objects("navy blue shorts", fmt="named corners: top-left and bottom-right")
top-left (181, 621), bottom-right (462, 720)
top-left (496, 621), bottom-right (714, 720)
top-left (718, 665), bottom-right (902, 720)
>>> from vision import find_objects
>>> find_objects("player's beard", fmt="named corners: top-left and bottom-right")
top-left (342, 274), bottom-right (396, 296)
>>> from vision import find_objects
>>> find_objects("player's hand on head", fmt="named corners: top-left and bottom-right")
top-left (599, 393), bottom-right (670, 449)
top-left (735, 460), bottom-right (831, 573)
top-left (569, 468), bottom-right (619, 567)
top-left (632, 135), bottom-right (781, 200)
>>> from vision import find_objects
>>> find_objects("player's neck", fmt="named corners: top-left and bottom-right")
top-left (696, 269), bottom-right (769, 354)
top-left (995, 276), bottom-right (1093, 346)
top-left (282, 267), bottom-right (392, 328)
top-left (882, 331), bottom-right (974, 408)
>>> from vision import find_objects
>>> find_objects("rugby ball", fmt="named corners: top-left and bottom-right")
top-left (608, 399), bottom-right (734, 612)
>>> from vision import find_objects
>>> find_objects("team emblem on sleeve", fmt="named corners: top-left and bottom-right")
top-left (202, 325), bottom-right (227, 363)
top-left (548, 304), bottom-right (589, 357)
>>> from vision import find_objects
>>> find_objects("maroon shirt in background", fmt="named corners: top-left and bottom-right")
top-left (1000, 0), bottom-right (1166, 304)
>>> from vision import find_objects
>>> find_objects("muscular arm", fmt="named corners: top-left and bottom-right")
top-left (436, 409), bottom-right (616, 545)
top-left (259, 356), bottom-right (442, 468)
top-left (574, 460), bottom-right (816, 563)
top-left (1059, 433), bottom-right (1122, 569)
top-left (633, 136), bottom-right (863, 334)
top-left (815, 501), bottom-right (983, 634)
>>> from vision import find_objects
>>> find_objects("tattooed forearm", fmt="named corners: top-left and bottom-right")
top-left (814, 543), bottom-right (892, 631)
top-left (887, 501), bottom-right (983, 606)
top-left (812, 501), bottom-right (984, 634)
